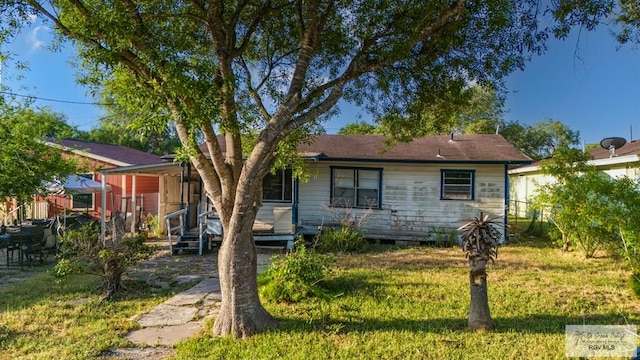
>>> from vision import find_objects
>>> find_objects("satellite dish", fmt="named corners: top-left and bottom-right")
top-left (600, 137), bottom-right (626, 157)
top-left (600, 137), bottom-right (626, 150)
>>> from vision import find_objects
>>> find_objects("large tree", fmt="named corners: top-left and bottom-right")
top-left (1, 0), bottom-right (614, 338)
top-left (0, 99), bottom-right (77, 203)
top-left (501, 119), bottom-right (580, 160)
top-left (79, 114), bottom-right (181, 155)
top-left (613, 0), bottom-right (639, 44)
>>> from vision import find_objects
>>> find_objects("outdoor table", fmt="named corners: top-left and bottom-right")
top-left (4, 225), bottom-right (44, 267)
top-left (0, 234), bottom-right (9, 248)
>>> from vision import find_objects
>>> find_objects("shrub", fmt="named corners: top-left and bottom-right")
top-left (314, 227), bottom-right (367, 253)
top-left (259, 239), bottom-right (332, 303)
top-left (629, 273), bottom-right (640, 298)
top-left (54, 222), bottom-right (156, 298)
top-left (429, 226), bottom-right (457, 247)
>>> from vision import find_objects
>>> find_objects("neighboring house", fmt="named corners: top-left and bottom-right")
top-left (102, 134), bottom-right (531, 243)
top-left (509, 139), bottom-right (640, 217)
top-left (1, 139), bottom-right (163, 226)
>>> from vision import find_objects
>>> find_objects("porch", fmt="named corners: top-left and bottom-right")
top-left (164, 208), bottom-right (300, 255)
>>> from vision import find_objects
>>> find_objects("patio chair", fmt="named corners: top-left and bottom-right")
top-left (4, 225), bottom-right (45, 266)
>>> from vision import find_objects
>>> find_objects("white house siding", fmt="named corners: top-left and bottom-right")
top-left (296, 161), bottom-right (507, 242)
top-left (509, 161), bottom-right (640, 219)
top-left (600, 165), bottom-right (639, 179)
top-left (508, 171), bottom-right (555, 218)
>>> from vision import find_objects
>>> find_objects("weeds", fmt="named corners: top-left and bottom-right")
top-left (259, 238), bottom-right (333, 302)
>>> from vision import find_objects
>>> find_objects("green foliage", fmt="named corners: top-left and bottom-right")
top-left (614, 0), bottom-right (640, 45)
top-left (500, 119), bottom-right (580, 160)
top-left (536, 171), bottom-right (618, 257)
top-left (259, 239), bottom-right (332, 303)
top-left (534, 148), bottom-right (640, 265)
top-left (314, 227), bottom-right (368, 253)
top-left (629, 273), bottom-right (640, 298)
top-left (342, 89), bottom-right (579, 161)
top-left (0, 104), bottom-right (77, 200)
top-left (610, 176), bottom-right (640, 273)
top-left (77, 113), bottom-right (181, 156)
top-left (533, 148), bottom-right (632, 257)
top-left (54, 223), bottom-right (155, 298)
top-left (429, 226), bottom-right (458, 247)
top-left (142, 214), bottom-right (161, 238)
top-left (338, 122), bottom-right (384, 135)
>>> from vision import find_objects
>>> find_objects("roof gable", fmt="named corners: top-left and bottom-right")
top-left (298, 134), bottom-right (531, 163)
top-left (588, 139), bottom-right (640, 160)
top-left (203, 134), bottom-right (531, 164)
top-left (52, 139), bottom-right (163, 166)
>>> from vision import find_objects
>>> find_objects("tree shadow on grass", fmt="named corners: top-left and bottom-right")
top-left (274, 312), bottom-right (627, 335)
top-left (0, 271), bottom-right (183, 314)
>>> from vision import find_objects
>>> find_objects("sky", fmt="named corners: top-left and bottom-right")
top-left (2, 20), bottom-right (639, 147)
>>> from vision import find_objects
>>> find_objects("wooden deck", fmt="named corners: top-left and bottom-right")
top-left (166, 214), bottom-right (300, 255)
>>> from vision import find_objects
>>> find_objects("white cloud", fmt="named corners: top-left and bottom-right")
top-left (26, 14), bottom-right (38, 24)
top-left (27, 24), bottom-right (49, 51)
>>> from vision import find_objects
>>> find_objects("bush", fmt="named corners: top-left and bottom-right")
top-left (314, 227), bottom-right (367, 253)
top-left (629, 273), bottom-right (640, 298)
top-left (54, 222), bottom-right (156, 298)
top-left (429, 226), bottom-right (457, 247)
top-left (259, 239), bottom-right (332, 303)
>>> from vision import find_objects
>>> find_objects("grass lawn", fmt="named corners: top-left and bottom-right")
top-left (175, 242), bottom-right (639, 360)
top-left (1, 240), bottom-right (638, 359)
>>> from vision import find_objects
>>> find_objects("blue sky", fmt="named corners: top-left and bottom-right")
top-left (2, 21), bottom-right (639, 147)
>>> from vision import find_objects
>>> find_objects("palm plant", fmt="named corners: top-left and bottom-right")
top-left (458, 212), bottom-right (505, 331)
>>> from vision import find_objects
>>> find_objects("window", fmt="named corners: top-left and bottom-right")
top-left (441, 169), bottom-right (474, 200)
top-left (331, 167), bottom-right (381, 208)
top-left (72, 174), bottom-right (95, 210)
top-left (263, 169), bottom-right (293, 202)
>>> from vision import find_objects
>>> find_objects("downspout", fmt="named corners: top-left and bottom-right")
top-left (131, 175), bottom-right (137, 234)
top-left (292, 177), bottom-right (299, 228)
top-left (504, 163), bottom-right (509, 242)
top-left (101, 173), bottom-right (107, 245)
top-left (186, 162), bottom-right (191, 227)
top-left (179, 162), bottom-right (185, 212)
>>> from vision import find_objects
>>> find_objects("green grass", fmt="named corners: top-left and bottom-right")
top-left (1, 242), bottom-right (638, 359)
top-left (177, 244), bottom-right (639, 360)
top-left (0, 269), bottom-right (191, 359)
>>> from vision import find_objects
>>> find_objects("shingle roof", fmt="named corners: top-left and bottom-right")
top-left (55, 139), bottom-right (162, 165)
top-left (297, 134), bottom-right (531, 163)
top-left (588, 139), bottom-right (640, 160)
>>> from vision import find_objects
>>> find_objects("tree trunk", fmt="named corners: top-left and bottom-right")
top-left (212, 212), bottom-right (277, 338)
top-left (561, 231), bottom-right (569, 252)
top-left (468, 258), bottom-right (493, 331)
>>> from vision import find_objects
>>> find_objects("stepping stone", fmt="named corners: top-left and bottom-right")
top-left (165, 278), bottom-right (220, 306)
top-left (137, 304), bottom-right (199, 327)
top-left (174, 274), bottom-right (204, 285)
top-left (126, 320), bottom-right (204, 346)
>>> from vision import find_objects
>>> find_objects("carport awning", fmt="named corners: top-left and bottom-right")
top-left (100, 162), bottom-right (183, 176)
top-left (100, 153), bottom-right (325, 177)
top-left (45, 175), bottom-right (111, 195)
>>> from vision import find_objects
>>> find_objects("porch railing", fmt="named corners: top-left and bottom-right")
top-left (164, 208), bottom-right (187, 254)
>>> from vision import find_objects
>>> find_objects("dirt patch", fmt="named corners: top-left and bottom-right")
top-left (337, 247), bottom-right (468, 270)
top-left (101, 347), bottom-right (177, 360)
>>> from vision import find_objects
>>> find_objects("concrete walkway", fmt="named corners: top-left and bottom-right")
top-left (103, 252), bottom-right (273, 360)
top-left (126, 276), bottom-right (222, 346)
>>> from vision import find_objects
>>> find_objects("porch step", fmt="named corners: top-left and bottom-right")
top-left (172, 235), bottom-right (204, 254)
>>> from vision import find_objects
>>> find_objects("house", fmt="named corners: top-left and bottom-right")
top-left (1, 139), bottom-right (163, 228)
top-left (101, 134), bottom-right (531, 245)
top-left (508, 138), bottom-right (640, 218)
